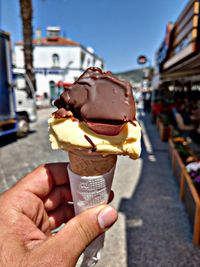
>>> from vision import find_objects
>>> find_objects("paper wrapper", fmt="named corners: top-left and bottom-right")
top-left (67, 152), bottom-right (117, 267)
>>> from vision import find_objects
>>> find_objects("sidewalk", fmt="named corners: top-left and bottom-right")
top-left (119, 112), bottom-right (200, 267)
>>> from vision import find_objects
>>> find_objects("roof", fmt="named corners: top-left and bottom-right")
top-left (15, 36), bottom-right (79, 46)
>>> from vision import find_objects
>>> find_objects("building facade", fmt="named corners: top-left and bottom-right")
top-left (14, 27), bottom-right (104, 97)
top-left (153, 0), bottom-right (200, 91)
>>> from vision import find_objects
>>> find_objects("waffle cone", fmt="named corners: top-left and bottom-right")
top-left (68, 151), bottom-right (117, 176)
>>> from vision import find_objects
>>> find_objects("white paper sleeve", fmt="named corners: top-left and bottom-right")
top-left (67, 164), bottom-right (115, 267)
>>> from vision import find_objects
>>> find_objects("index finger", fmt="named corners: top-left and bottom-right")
top-left (15, 163), bottom-right (69, 198)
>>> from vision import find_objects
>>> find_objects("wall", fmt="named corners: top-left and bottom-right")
top-left (14, 44), bottom-right (104, 95)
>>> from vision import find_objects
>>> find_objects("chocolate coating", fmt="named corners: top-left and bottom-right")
top-left (54, 67), bottom-right (136, 124)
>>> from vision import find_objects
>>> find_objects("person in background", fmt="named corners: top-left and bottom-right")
top-left (143, 91), bottom-right (151, 113)
top-left (190, 99), bottom-right (200, 143)
top-left (0, 163), bottom-right (117, 267)
top-left (190, 99), bottom-right (200, 124)
top-left (134, 89), bottom-right (144, 113)
top-left (146, 91), bottom-right (152, 113)
top-left (172, 102), bottom-right (195, 137)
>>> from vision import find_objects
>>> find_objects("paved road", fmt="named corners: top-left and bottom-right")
top-left (124, 112), bottom-right (200, 267)
top-left (0, 108), bottom-right (67, 191)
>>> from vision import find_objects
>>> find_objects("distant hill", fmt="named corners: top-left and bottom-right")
top-left (114, 68), bottom-right (150, 83)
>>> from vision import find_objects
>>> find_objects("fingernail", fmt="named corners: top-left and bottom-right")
top-left (98, 206), bottom-right (117, 229)
top-left (49, 216), bottom-right (54, 223)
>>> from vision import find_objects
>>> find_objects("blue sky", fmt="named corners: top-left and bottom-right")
top-left (1, 0), bottom-right (188, 72)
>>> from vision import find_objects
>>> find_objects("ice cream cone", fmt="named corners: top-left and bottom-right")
top-left (67, 151), bottom-right (117, 267)
top-left (68, 151), bottom-right (117, 176)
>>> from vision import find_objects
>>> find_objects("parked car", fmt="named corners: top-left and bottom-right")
top-left (0, 30), bottom-right (37, 138)
top-left (13, 69), bottom-right (37, 137)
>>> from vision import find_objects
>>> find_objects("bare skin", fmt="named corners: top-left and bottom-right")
top-left (0, 163), bottom-right (117, 267)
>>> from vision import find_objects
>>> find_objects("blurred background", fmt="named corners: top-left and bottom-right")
top-left (1, 0), bottom-right (200, 266)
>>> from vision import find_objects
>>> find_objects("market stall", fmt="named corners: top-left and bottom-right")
top-left (153, 0), bottom-right (200, 244)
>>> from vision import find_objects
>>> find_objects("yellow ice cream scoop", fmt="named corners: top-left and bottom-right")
top-left (48, 116), bottom-right (141, 159)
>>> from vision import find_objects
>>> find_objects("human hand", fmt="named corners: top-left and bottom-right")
top-left (0, 163), bottom-right (117, 267)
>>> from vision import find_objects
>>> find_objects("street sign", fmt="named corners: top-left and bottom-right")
top-left (137, 55), bottom-right (147, 65)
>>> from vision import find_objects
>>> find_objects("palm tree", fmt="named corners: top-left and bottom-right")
top-left (19, 0), bottom-right (36, 91)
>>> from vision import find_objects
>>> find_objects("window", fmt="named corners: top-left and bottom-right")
top-left (87, 58), bottom-right (91, 67)
top-left (52, 54), bottom-right (60, 67)
top-left (81, 51), bottom-right (86, 66)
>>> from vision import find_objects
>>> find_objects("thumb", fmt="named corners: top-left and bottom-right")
top-left (46, 205), bottom-right (118, 266)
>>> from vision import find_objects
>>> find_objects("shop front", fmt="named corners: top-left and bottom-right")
top-left (153, 0), bottom-right (200, 143)
top-left (153, 0), bottom-right (200, 245)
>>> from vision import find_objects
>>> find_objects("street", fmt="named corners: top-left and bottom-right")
top-left (0, 108), bottom-right (67, 192)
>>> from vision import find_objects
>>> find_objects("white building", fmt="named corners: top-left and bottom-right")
top-left (14, 27), bottom-right (104, 97)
